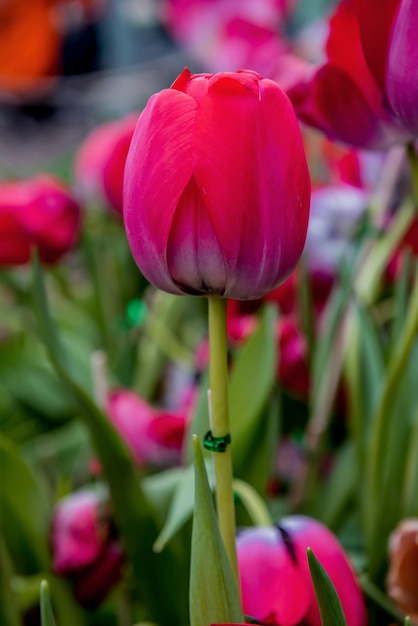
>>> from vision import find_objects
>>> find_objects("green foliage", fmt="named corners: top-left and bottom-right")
top-left (307, 549), bottom-right (348, 626)
top-left (189, 437), bottom-right (243, 626)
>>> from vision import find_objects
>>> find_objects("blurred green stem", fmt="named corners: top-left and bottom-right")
top-left (208, 297), bottom-right (239, 585)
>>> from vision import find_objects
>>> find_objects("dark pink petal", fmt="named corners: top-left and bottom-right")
top-left (354, 0), bottom-right (400, 88)
top-left (124, 88), bottom-right (197, 295)
top-left (288, 0), bottom-right (410, 149)
top-left (386, 0), bottom-right (418, 134)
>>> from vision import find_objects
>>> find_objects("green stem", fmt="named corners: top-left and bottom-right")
top-left (406, 143), bottom-right (418, 208)
top-left (208, 297), bottom-right (239, 584)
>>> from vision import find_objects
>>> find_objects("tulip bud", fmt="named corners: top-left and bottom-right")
top-left (124, 68), bottom-right (310, 300)
top-left (237, 516), bottom-right (367, 626)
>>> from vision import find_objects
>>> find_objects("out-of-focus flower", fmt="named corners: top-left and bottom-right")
top-left (387, 518), bottom-right (418, 622)
top-left (50, 487), bottom-right (124, 608)
top-left (161, 0), bottom-right (293, 76)
top-left (107, 388), bottom-right (192, 468)
top-left (356, 0), bottom-right (418, 136)
top-left (0, 175), bottom-right (81, 266)
top-left (237, 516), bottom-right (367, 626)
top-left (73, 114), bottom-right (138, 215)
top-left (278, 317), bottom-right (309, 398)
top-left (124, 68), bottom-right (310, 300)
top-left (287, 0), bottom-right (410, 149)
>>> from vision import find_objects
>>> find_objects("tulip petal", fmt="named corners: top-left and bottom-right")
top-left (386, 0), bottom-right (418, 134)
top-left (124, 89), bottom-right (197, 294)
top-left (166, 175), bottom-right (227, 295)
top-left (238, 527), bottom-right (311, 625)
top-left (354, 0), bottom-right (399, 88)
top-left (194, 74), bottom-right (309, 299)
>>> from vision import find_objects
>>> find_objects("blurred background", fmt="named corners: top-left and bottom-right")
top-left (0, 0), bottom-right (337, 176)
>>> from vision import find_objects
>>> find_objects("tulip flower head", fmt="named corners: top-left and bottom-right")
top-left (0, 175), bottom-right (81, 266)
top-left (124, 68), bottom-right (310, 300)
top-left (50, 487), bottom-right (124, 608)
top-left (387, 518), bottom-right (418, 621)
top-left (237, 516), bottom-right (367, 626)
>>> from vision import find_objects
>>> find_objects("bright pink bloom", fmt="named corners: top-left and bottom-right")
top-left (107, 388), bottom-right (190, 468)
top-left (356, 0), bottom-right (418, 135)
top-left (50, 488), bottom-right (124, 608)
top-left (0, 175), bottom-right (81, 266)
top-left (287, 0), bottom-right (409, 149)
top-left (124, 68), bottom-right (310, 300)
top-left (73, 114), bottom-right (137, 215)
top-left (237, 516), bottom-right (367, 626)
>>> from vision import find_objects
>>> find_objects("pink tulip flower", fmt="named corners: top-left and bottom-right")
top-left (124, 68), bottom-right (310, 300)
top-left (356, 0), bottom-right (418, 136)
top-left (287, 0), bottom-right (410, 149)
top-left (0, 175), bottom-right (81, 266)
top-left (50, 488), bottom-right (124, 608)
top-left (73, 114), bottom-right (137, 215)
top-left (107, 388), bottom-right (191, 468)
top-left (237, 516), bottom-right (367, 626)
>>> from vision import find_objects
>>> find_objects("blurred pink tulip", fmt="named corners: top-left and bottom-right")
top-left (73, 114), bottom-right (137, 215)
top-left (237, 516), bottom-right (367, 626)
top-left (50, 488), bottom-right (124, 608)
top-left (287, 0), bottom-right (410, 149)
top-left (124, 68), bottom-right (310, 300)
top-left (107, 388), bottom-right (191, 468)
top-left (0, 174), bottom-right (81, 266)
top-left (356, 0), bottom-right (418, 135)
top-left (387, 518), bottom-right (418, 621)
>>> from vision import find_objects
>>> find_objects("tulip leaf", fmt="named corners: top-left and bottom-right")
top-left (354, 198), bottom-right (415, 305)
top-left (366, 265), bottom-right (418, 578)
top-left (153, 464), bottom-right (195, 552)
top-left (31, 254), bottom-right (189, 625)
top-left (229, 305), bottom-right (277, 474)
top-left (190, 436), bottom-right (243, 626)
top-left (0, 535), bottom-right (21, 626)
top-left (307, 548), bottom-right (348, 626)
top-left (232, 479), bottom-right (272, 527)
top-left (0, 434), bottom-right (50, 573)
top-left (40, 581), bottom-right (56, 626)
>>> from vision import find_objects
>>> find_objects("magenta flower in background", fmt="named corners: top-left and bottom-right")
top-left (356, 0), bottom-right (418, 135)
top-left (287, 0), bottom-right (410, 149)
top-left (0, 175), bottom-right (81, 266)
top-left (50, 488), bottom-right (124, 608)
top-left (124, 68), bottom-right (310, 300)
top-left (107, 388), bottom-right (191, 468)
top-left (237, 516), bottom-right (367, 626)
top-left (73, 113), bottom-right (138, 215)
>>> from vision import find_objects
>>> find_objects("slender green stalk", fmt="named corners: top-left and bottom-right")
top-left (208, 297), bottom-right (239, 584)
